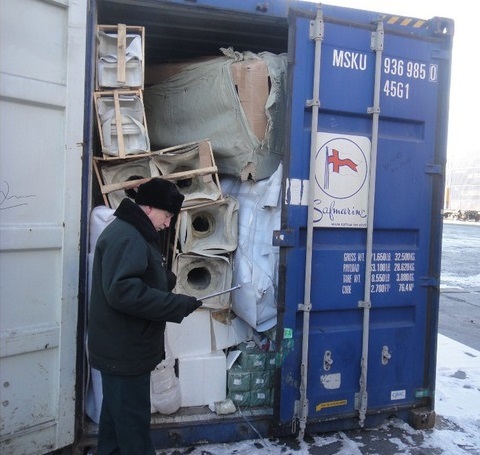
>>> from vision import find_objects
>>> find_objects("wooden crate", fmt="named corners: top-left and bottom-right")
top-left (93, 155), bottom-right (155, 208)
top-left (150, 140), bottom-right (223, 208)
top-left (93, 140), bottom-right (222, 209)
top-left (96, 24), bottom-right (145, 90)
top-left (94, 89), bottom-right (150, 159)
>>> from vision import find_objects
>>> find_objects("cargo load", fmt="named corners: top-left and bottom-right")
top-left (0, 1), bottom-right (454, 454)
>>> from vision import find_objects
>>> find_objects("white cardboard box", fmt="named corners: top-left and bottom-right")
top-left (178, 350), bottom-right (226, 407)
top-left (210, 313), bottom-right (251, 351)
top-left (166, 309), bottom-right (211, 359)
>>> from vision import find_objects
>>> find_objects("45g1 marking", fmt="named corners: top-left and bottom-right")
top-left (383, 80), bottom-right (410, 99)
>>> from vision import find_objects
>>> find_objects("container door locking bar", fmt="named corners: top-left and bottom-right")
top-left (356, 17), bottom-right (384, 428)
top-left (295, 6), bottom-right (324, 441)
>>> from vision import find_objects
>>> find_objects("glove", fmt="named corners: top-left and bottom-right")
top-left (184, 296), bottom-right (203, 317)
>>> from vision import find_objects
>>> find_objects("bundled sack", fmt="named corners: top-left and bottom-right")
top-left (220, 163), bottom-right (282, 331)
top-left (150, 333), bottom-right (181, 414)
top-left (144, 48), bottom-right (287, 182)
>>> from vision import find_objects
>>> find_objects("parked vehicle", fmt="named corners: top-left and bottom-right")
top-left (0, 1), bottom-right (454, 454)
top-left (443, 210), bottom-right (480, 222)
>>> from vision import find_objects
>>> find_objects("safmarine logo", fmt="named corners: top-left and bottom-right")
top-left (318, 138), bottom-right (367, 199)
top-left (327, 148), bottom-right (358, 174)
top-left (314, 133), bottom-right (371, 228)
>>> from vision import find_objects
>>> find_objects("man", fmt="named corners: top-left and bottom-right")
top-left (88, 178), bottom-right (202, 455)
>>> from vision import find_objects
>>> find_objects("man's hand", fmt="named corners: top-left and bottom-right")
top-left (184, 296), bottom-right (202, 317)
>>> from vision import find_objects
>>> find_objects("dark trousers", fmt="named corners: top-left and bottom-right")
top-left (97, 372), bottom-right (155, 455)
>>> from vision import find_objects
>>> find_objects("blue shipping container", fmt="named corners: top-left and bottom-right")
top-left (80, 0), bottom-right (453, 450)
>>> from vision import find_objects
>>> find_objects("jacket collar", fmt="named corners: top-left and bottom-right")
top-left (114, 198), bottom-right (159, 242)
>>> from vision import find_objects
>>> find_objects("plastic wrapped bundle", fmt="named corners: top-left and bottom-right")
top-left (145, 49), bottom-right (287, 181)
top-left (150, 333), bottom-right (181, 414)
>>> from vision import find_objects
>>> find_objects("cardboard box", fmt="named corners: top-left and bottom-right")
top-left (166, 309), bottom-right (211, 359)
top-left (249, 389), bottom-right (271, 407)
top-left (211, 313), bottom-right (251, 351)
top-left (178, 350), bottom-right (226, 407)
top-left (266, 352), bottom-right (277, 370)
top-left (237, 342), bottom-right (267, 370)
top-left (230, 59), bottom-right (269, 141)
top-left (227, 366), bottom-right (251, 393)
top-left (250, 371), bottom-right (271, 390)
top-left (227, 391), bottom-right (250, 407)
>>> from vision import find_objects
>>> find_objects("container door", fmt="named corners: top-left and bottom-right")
top-left (277, 6), bottom-right (452, 434)
top-left (0, 1), bottom-right (87, 453)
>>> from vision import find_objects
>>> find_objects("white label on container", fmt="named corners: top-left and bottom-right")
top-left (391, 390), bottom-right (406, 400)
top-left (320, 373), bottom-right (341, 390)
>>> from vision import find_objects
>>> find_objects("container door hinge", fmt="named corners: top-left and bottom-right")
top-left (293, 398), bottom-right (309, 434)
top-left (292, 400), bottom-right (299, 434)
top-left (355, 391), bottom-right (368, 427)
top-left (324, 350), bottom-right (333, 370)
top-left (381, 345), bottom-right (391, 365)
top-left (298, 302), bottom-right (312, 312)
top-left (358, 300), bottom-right (371, 309)
top-left (306, 8), bottom-right (323, 109)
top-left (309, 9), bottom-right (324, 42)
top-left (370, 19), bottom-right (384, 51)
top-left (273, 229), bottom-right (296, 247)
top-left (425, 163), bottom-right (444, 175)
top-left (420, 276), bottom-right (440, 288)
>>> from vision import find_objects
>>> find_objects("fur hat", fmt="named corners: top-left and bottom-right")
top-left (134, 178), bottom-right (184, 215)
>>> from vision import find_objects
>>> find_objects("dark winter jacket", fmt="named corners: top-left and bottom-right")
top-left (88, 198), bottom-right (199, 375)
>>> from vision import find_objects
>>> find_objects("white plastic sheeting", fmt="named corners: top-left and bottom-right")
top-left (221, 163), bottom-right (282, 331)
top-left (85, 206), bottom-right (115, 424)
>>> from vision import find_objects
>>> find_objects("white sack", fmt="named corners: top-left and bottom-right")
top-left (85, 366), bottom-right (103, 424)
top-left (221, 163), bottom-right (282, 331)
top-left (150, 332), bottom-right (181, 414)
top-left (89, 206), bottom-right (116, 253)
